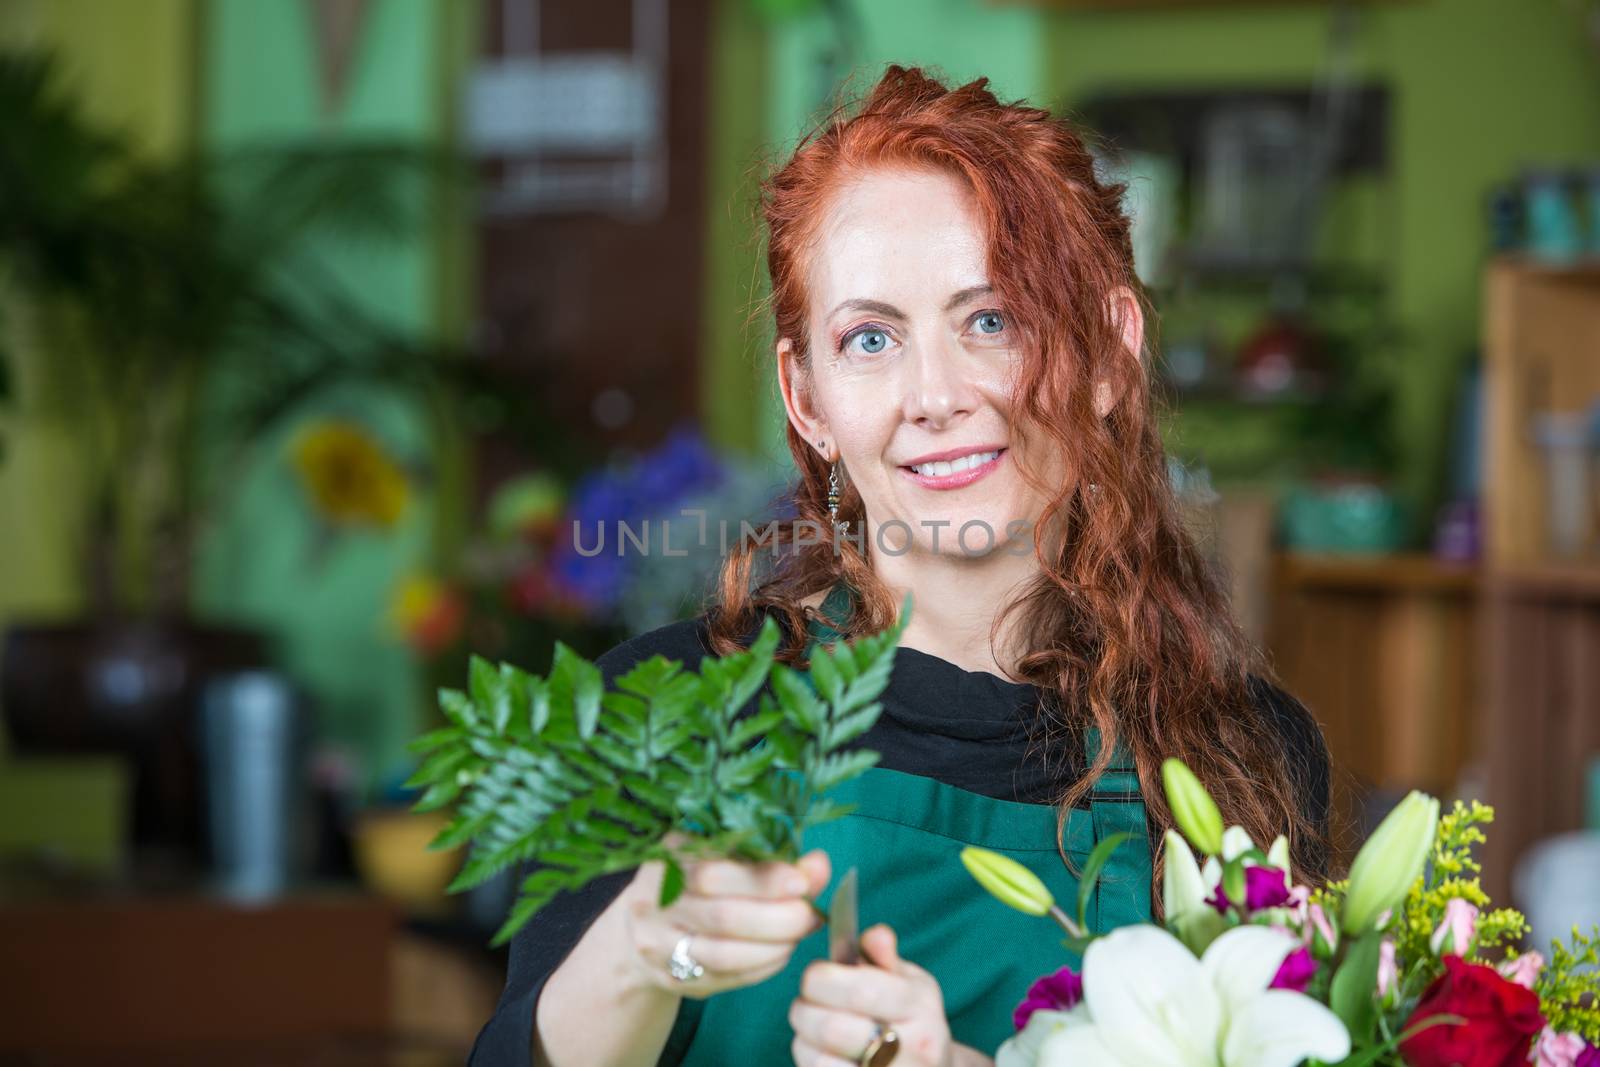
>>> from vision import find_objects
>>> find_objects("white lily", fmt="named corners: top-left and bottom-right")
top-left (1164, 830), bottom-right (1210, 917)
top-left (1023, 924), bottom-right (1350, 1067)
top-left (1164, 831), bottom-right (1226, 953)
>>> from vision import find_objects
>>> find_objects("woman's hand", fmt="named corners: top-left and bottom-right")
top-left (789, 922), bottom-right (962, 1067)
top-left (620, 836), bottom-right (832, 1000)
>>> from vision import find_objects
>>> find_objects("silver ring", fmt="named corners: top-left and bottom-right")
top-left (668, 932), bottom-right (704, 982)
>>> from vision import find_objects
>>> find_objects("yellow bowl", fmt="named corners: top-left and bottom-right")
top-left (351, 808), bottom-right (461, 914)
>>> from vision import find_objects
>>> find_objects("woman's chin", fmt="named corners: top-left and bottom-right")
top-left (869, 509), bottom-right (1031, 558)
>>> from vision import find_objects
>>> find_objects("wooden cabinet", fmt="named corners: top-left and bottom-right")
top-left (1269, 260), bottom-right (1600, 903)
top-left (1478, 259), bottom-right (1600, 902)
top-left (1268, 553), bottom-right (1480, 864)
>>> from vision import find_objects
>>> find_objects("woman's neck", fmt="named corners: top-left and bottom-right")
top-left (869, 545), bottom-right (1040, 682)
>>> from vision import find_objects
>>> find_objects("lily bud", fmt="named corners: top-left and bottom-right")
top-left (1162, 758), bottom-right (1224, 856)
top-left (1342, 791), bottom-right (1440, 934)
top-left (1267, 835), bottom-right (1291, 876)
top-left (961, 846), bottom-right (1054, 916)
top-left (1162, 830), bottom-right (1209, 920)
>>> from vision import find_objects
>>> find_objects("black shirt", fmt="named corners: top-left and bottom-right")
top-left (467, 611), bottom-right (1331, 1065)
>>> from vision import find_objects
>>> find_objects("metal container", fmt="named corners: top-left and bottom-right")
top-left (200, 671), bottom-right (306, 902)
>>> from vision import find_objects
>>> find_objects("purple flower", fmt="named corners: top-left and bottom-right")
top-left (1576, 1044), bottom-right (1600, 1067)
top-left (1270, 946), bottom-right (1317, 993)
top-left (1013, 965), bottom-right (1083, 1031)
top-left (1208, 865), bottom-right (1293, 914)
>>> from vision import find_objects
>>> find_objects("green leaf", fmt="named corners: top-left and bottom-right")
top-left (727, 707), bottom-right (785, 750)
top-left (599, 706), bottom-right (647, 747)
top-left (1330, 932), bottom-right (1383, 1044)
top-left (406, 726), bottom-right (462, 754)
top-left (590, 733), bottom-right (645, 774)
top-left (809, 749), bottom-right (879, 793)
top-left (439, 687), bottom-right (477, 729)
top-left (810, 645), bottom-right (844, 706)
top-left (550, 643), bottom-right (604, 738)
top-left (772, 664), bottom-right (825, 733)
top-left (764, 726), bottom-right (807, 767)
top-left (1075, 831), bottom-right (1135, 931)
top-left (469, 655), bottom-right (500, 714)
top-left (526, 675), bottom-right (551, 734)
top-left (717, 745), bottom-right (777, 790)
top-left (404, 746), bottom-right (469, 789)
top-left (659, 854), bottom-right (686, 908)
top-left (825, 704), bottom-right (881, 749)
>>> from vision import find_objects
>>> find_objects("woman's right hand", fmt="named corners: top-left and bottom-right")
top-left (620, 836), bottom-right (832, 1000)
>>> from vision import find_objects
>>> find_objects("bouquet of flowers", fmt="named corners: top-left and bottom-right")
top-left (964, 761), bottom-right (1600, 1067)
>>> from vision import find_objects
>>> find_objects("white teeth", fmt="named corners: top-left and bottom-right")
top-left (911, 450), bottom-right (999, 477)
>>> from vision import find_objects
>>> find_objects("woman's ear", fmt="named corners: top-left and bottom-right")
top-left (1094, 286), bottom-right (1145, 418)
top-left (776, 337), bottom-right (831, 458)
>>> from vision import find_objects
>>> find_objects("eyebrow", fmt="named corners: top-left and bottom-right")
top-left (827, 284), bottom-right (994, 321)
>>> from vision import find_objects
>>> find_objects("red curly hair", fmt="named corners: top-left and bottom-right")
top-left (705, 65), bottom-right (1328, 891)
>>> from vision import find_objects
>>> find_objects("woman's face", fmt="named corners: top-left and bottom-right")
top-left (779, 166), bottom-right (1054, 558)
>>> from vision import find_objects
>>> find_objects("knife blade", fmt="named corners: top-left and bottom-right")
top-left (828, 866), bottom-right (861, 965)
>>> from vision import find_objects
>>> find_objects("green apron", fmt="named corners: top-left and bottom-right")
top-left (660, 586), bottom-right (1153, 1065)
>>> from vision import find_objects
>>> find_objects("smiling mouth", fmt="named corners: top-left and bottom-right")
top-left (899, 447), bottom-right (1007, 489)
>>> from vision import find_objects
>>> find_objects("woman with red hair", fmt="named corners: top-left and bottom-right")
top-left (472, 65), bottom-right (1329, 1067)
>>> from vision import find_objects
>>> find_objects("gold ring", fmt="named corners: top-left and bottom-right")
top-left (858, 1022), bottom-right (900, 1066)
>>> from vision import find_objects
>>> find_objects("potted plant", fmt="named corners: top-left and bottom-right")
top-left (0, 46), bottom-right (482, 867)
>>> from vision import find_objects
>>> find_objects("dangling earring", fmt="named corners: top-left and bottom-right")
top-left (828, 461), bottom-right (849, 535)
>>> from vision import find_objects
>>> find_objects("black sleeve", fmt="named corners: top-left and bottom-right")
top-left (1247, 674), bottom-right (1333, 880)
top-left (467, 619), bottom-right (714, 1067)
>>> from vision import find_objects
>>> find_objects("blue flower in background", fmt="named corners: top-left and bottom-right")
top-left (551, 424), bottom-right (731, 615)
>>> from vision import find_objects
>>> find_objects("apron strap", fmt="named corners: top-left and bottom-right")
top-left (806, 581), bottom-right (854, 644)
top-left (806, 585), bottom-right (1153, 932)
top-left (1082, 726), bottom-right (1152, 930)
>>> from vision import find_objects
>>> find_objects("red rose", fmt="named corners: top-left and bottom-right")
top-left (1399, 955), bottom-right (1545, 1067)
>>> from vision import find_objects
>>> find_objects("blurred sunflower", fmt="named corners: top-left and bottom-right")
top-left (291, 420), bottom-right (410, 529)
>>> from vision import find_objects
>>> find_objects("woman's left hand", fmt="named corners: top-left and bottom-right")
top-left (789, 922), bottom-right (956, 1067)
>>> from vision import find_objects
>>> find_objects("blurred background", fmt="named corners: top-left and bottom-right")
top-left (0, 0), bottom-right (1597, 1061)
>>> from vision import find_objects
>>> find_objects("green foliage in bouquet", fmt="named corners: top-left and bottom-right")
top-left (1312, 799), bottom-right (1600, 1053)
top-left (405, 596), bottom-right (910, 945)
top-left (1385, 802), bottom-right (1528, 989)
top-left (1529, 928), bottom-right (1600, 1040)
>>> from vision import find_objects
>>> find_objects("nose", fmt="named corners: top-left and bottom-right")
top-left (901, 336), bottom-right (978, 430)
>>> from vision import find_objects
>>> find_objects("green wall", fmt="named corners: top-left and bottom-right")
top-left (1046, 0), bottom-right (1600, 525)
top-left (194, 0), bottom-right (460, 793)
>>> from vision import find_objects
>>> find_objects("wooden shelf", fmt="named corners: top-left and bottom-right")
top-left (1486, 562), bottom-right (1600, 601)
top-left (1277, 552), bottom-right (1479, 595)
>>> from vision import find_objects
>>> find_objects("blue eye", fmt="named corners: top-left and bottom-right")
top-left (851, 329), bottom-right (889, 354)
top-left (974, 311), bottom-right (1005, 335)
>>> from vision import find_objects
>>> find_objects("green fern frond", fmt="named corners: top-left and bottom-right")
top-left (408, 594), bottom-right (913, 946)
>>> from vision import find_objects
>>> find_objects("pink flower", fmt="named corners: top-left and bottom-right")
top-left (1498, 951), bottom-right (1545, 990)
top-left (1286, 884), bottom-right (1311, 924)
top-left (1535, 1027), bottom-right (1590, 1067)
top-left (1377, 938), bottom-right (1400, 1004)
top-left (1429, 898), bottom-right (1479, 957)
top-left (1307, 902), bottom-right (1339, 958)
top-left (1013, 965), bottom-right (1082, 1031)
top-left (1207, 865), bottom-right (1292, 914)
top-left (1270, 945), bottom-right (1317, 993)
